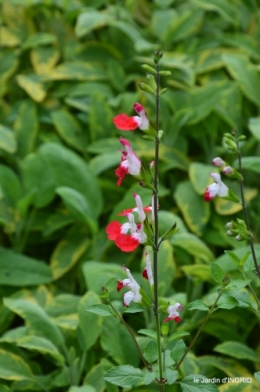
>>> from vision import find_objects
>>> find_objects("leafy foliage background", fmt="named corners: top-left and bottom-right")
top-left (0, 0), bottom-right (259, 391)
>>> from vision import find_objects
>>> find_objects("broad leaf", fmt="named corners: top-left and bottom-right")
top-left (103, 365), bottom-right (143, 388)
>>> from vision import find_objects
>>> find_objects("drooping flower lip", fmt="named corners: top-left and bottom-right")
top-left (113, 102), bottom-right (149, 131)
top-left (113, 114), bottom-right (140, 131)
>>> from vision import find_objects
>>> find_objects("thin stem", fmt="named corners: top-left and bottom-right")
top-left (108, 300), bottom-right (152, 372)
top-left (174, 289), bottom-right (223, 370)
top-left (242, 272), bottom-right (260, 308)
top-left (235, 136), bottom-right (260, 277)
top-left (153, 55), bottom-right (164, 385)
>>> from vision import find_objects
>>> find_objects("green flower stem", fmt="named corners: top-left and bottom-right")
top-left (153, 54), bottom-right (164, 387)
top-left (174, 289), bottom-right (223, 370)
top-left (242, 272), bottom-right (260, 308)
top-left (235, 135), bottom-right (260, 277)
top-left (108, 300), bottom-right (152, 372)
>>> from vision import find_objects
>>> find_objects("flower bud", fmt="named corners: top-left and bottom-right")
top-left (225, 222), bottom-right (232, 229)
top-left (227, 230), bottom-right (234, 236)
top-left (138, 83), bottom-right (155, 95)
top-left (222, 166), bottom-right (234, 175)
top-left (141, 64), bottom-right (156, 74)
top-left (146, 74), bottom-right (157, 90)
top-left (159, 70), bottom-right (172, 76)
top-left (213, 157), bottom-right (225, 167)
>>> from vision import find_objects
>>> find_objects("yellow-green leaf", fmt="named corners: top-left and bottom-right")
top-left (189, 163), bottom-right (213, 195)
top-left (30, 47), bottom-right (59, 75)
top-left (16, 74), bottom-right (46, 102)
top-left (14, 100), bottom-right (38, 157)
top-left (0, 348), bottom-right (33, 381)
top-left (50, 226), bottom-right (89, 280)
top-left (215, 188), bottom-right (258, 215)
top-left (0, 125), bottom-right (17, 153)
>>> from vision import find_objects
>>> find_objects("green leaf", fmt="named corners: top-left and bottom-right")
top-left (88, 93), bottom-right (114, 142)
top-left (224, 250), bottom-right (240, 266)
top-left (68, 385), bottom-right (96, 392)
top-left (103, 365), bottom-right (143, 388)
top-left (78, 291), bottom-right (103, 351)
top-left (172, 233), bottom-right (214, 262)
top-left (85, 304), bottom-right (113, 317)
top-left (143, 340), bottom-right (158, 363)
top-left (22, 32), bottom-right (57, 49)
top-left (214, 341), bottom-right (260, 362)
top-left (210, 263), bottom-right (225, 285)
top-left (47, 61), bottom-right (106, 81)
top-left (89, 152), bottom-right (121, 176)
top-left (14, 100), bottom-right (38, 158)
top-left (0, 247), bottom-right (52, 286)
top-left (56, 187), bottom-right (98, 233)
top-left (165, 369), bottom-right (179, 385)
top-left (82, 261), bottom-right (126, 298)
top-left (174, 181), bottom-right (210, 236)
top-left (248, 117), bottom-right (260, 141)
top-left (217, 293), bottom-right (238, 309)
top-left (0, 125), bottom-right (17, 153)
top-left (182, 264), bottom-right (212, 282)
top-left (68, 387), bottom-right (96, 392)
top-left (168, 331), bottom-right (190, 342)
top-left (3, 298), bottom-right (66, 356)
top-left (101, 317), bottom-right (139, 366)
top-left (50, 226), bottom-right (89, 280)
top-left (156, 240), bottom-right (175, 296)
top-left (225, 279), bottom-right (251, 290)
top-left (22, 142), bottom-right (103, 212)
top-left (192, 0), bottom-right (239, 25)
top-left (188, 300), bottom-right (209, 311)
top-left (189, 163), bottom-right (213, 195)
top-left (17, 336), bottom-right (65, 366)
top-left (31, 47), bottom-right (59, 75)
top-left (223, 54), bottom-right (260, 105)
top-left (16, 74), bottom-right (46, 102)
top-left (0, 165), bottom-right (22, 205)
top-left (170, 340), bottom-right (186, 363)
top-left (254, 371), bottom-right (260, 384)
top-left (51, 109), bottom-right (87, 152)
top-left (0, 348), bottom-right (33, 381)
top-left (180, 374), bottom-right (219, 391)
top-left (233, 157), bottom-right (260, 174)
top-left (75, 10), bottom-right (111, 38)
top-left (138, 329), bottom-right (157, 339)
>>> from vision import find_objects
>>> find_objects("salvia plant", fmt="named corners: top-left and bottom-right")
top-left (85, 52), bottom-right (260, 391)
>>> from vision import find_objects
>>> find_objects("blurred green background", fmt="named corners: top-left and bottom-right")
top-left (0, 0), bottom-right (259, 391)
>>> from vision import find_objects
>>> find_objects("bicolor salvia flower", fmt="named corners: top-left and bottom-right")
top-left (115, 138), bottom-right (141, 186)
top-left (113, 102), bottom-right (149, 131)
top-left (117, 266), bottom-right (142, 307)
top-left (164, 303), bottom-right (183, 323)
top-left (204, 173), bottom-right (229, 202)
top-left (142, 251), bottom-right (154, 286)
top-left (106, 193), bottom-right (152, 252)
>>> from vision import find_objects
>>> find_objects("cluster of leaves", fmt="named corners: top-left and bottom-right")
top-left (0, 0), bottom-right (259, 391)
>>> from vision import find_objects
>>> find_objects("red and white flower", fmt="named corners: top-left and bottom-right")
top-left (113, 102), bottom-right (149, 131)
top-left (106, 213), bottom-right (147, 252)
top-left (142, 251), bottom-right (154, 286)
top-left (117, 266), bottom-right (142, 306)
top-left (164, 302), bottom-right (183, 323)
top-left (204, 173), bottom-right (228, 202)
top-left (117, 193), bottom-right (155, 223)
top-left (115, 138), bottom-right (141, 186)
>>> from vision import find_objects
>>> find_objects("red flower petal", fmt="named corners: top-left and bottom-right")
top-left (113, 114), bottom-right (139, 131)
top-left (115, 164), bottom-right (128, 186)
top-left (115, 234), bottom-right (140, 252)
top-left (204, 189), bottom-right (212, 202)
top-left (142, 268), bottom-right (148, 280)
top-left (106, 221), bottom-right (122, 240)
top-left (117, 281), bottom-right (124, 292)
top-left (117, 208), bottom-right (135, 216)
top-left (164, 316), bottom-right (182, 323)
